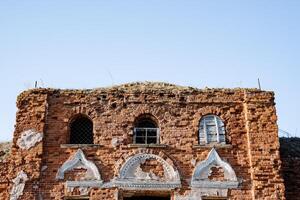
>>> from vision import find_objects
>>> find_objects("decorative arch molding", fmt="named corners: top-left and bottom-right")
top-left (56, 149), bottom-right (103, 194)
top-left (113, 153), bottom-right (181, 190)
top-left (191, 148), bottom-right (239, 189)
top-left (56, 149), bottom-right (101, 180)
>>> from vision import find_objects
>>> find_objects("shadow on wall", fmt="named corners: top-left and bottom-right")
top-left (279, 137), bottom-right (300, 200)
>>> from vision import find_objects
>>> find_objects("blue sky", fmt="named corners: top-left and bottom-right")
top-left (0, 1), bottom-right (299, 141)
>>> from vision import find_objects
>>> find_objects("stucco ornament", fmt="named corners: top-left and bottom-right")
top-left (10, 170), bottom-right (28, 200)
top-left (191, 148), bottom-right (239, 189)
top-left (175, 189), bottom-right (228, 200)
top-left (113, 153), bottom-right (181, 190)
top-left (17, 129), bottom-right (43, 150)
top-left (56, 149), bottom-right (103, 193)
top-left (175, 148), bottom-right (240, 199)
top-left (111, 137), bottom-right (124, 148)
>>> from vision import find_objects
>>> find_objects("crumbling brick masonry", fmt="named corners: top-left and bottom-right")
top-left (0, 82), bottom-right (286, 200)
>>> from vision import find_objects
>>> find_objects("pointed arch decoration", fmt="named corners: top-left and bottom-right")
top-left (56, 149), bottom-right (103, 195)
top-left (191, 148), bottom-right (239, 189)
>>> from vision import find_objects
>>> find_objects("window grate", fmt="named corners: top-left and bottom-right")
top-left (70, 117), bottom-right (93, 144)
top-left (133, 128), bottom-right (159, 144)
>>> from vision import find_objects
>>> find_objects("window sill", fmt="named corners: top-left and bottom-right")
top-left (65, 196), bottom-right (89, 200)
top-left (127, 144), bottom-right (168, 148)
top-left (60, 144), bottom-right (103, 148)
top-left (193, 144), bottom-right (232, 149)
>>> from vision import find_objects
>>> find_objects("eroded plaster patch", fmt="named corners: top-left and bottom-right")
top-left (56, 149), bottom-right (103, 194)
top-left (56, 149), bottom-right (101, 180)
top-left (191, 148), bottom-right (239, 189)
top-left (17, 129), bottom-right (43, 150)
top-left (10, 170), bottom-right (28, 200)
top-left (175, 188), bottom-right (228, 200)
top-left (111, 137), bottom-right (123, 148)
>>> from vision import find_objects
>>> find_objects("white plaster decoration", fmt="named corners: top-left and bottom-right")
top-left (175, 188), bottom-right (228, 200)
top-left (56, 149), bottom-right (101, 181)
top-left (114, 190), bottom-right (119, 200)
top-left (113, 153), bottom-right (181, 190)
top-left (10, 170), bottom-right (29, 200)
top-left (191, 148), bottom-right (239, 189)
top-left (191, 158), bottom-right (196, 167)
top-left (17, 129), bottom-right (43, 150)
top-left (134, 166), bottom-right (160, 181)
top-left (56, 149), bottom-right (103, 193)
top-left (78, 187), bottom-right (89, 195)
top-left (111, 137), bottom-right (123, 148)
top-left (66, 180), bottom-right (102, 188)
top-left (66, 181), bottom-right (92, 195)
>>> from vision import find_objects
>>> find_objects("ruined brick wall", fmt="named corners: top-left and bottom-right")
top-left (0, 82), bottom-right (285, 200)
top-left (0, 160), bottom-right (9, 199)
top-left (0, 90), bottom-right (48, 200)
top-left (243, 91), bottom-right (285, 199)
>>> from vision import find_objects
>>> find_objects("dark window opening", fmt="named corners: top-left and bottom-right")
top-left (69, 116), bottom-right (93, 144)
top-left (134, 118), bottom-right (159, 144)
top-left (136, 119), bottom-right (157, 128)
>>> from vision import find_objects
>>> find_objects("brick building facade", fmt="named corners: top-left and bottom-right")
top-left (0, 82), bottom-right (286, 199)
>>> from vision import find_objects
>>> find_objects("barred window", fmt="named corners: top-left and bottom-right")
top-left (69, 116), bottom-right (93, 144)
top-left (133, 118), bottom-right (159, 144)
top-left (199, 115), bottom-right (225, 144)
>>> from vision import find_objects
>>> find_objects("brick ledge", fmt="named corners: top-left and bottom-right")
top-left (127, 144), bottom-right (168, 148)
top-left (60, 144), bottom-right (103, 148)
top-left (192, 144), bottom-right (232, 149)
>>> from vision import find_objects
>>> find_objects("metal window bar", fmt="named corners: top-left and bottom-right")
top-left (203, 118), bottom-right (208, 144)
top-left (214, 116), bottom-right (220, 143)
top-left (133, 128), bottom-right (160, 144)
top-left (70, 117), bottom-right (93, 144)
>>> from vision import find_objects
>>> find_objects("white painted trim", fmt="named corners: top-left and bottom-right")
top-left (56, 149), bottom-right (101, 181)
top-left (114, 153), bottom-right (181, 190)
top-left (191, 148), bottom-right (239, 189)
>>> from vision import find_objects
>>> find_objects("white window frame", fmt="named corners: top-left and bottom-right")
top-left (199, 115), bottom-right (225, 144)
top-left (133, 127), bottom-right (160, 144)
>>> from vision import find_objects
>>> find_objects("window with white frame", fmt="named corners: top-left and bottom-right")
top-left (199, 115), bottom-right (226, 144)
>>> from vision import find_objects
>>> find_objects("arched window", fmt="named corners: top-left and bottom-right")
top-left (69, 115), bottom-right (93, 144)
top-left (199, 115), bottom-right (225, 144)
top-left (133, 116), bottom-right (159, 144)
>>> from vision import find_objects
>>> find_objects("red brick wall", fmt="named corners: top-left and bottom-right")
top-left (0, 83), bottom-right (285, 200)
